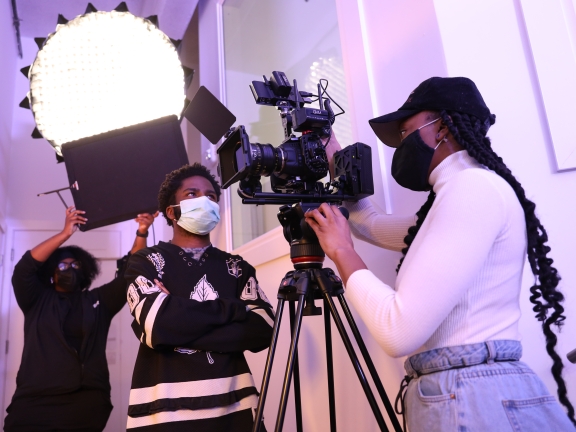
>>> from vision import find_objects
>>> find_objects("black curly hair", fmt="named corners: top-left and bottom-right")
top-left (158, 163), bottom-right (221, 227)
top-left (397, 110), bottom-right (575, 425)
top-left (38, 245), bottom-right (100, 291)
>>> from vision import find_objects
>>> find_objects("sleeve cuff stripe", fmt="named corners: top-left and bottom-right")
top-left (249, 307), bottom-right (275, 327)
top-left (135, 298), bottom-right (146, 325)
top-left (144, 293), bottom-right (168, 348)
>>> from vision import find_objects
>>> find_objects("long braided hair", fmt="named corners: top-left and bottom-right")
top-left (397, 110), bottom-right (575, 425)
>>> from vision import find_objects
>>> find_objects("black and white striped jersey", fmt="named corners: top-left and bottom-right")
top-left (124, 241), bottom-right (274, 431)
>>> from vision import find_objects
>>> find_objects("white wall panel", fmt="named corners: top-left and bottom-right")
top-left (519, 0), bottom-right (576, 171)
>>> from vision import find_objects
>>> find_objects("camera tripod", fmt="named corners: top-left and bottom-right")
top-left (251, 204), bottom-right (402, 432)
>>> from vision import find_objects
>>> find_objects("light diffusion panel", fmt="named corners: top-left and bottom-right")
top-left (62, 115), bottom-right (188, 231)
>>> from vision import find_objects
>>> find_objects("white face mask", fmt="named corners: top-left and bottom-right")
top-left (171, 196), bottom-right (220, 235)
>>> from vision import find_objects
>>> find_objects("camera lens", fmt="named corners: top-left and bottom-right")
top-left (249, 143), bottom-right (283, 176)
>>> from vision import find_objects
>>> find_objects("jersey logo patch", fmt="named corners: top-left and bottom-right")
top-left (134, 275), bottom-right (161, 295)
top-left (190, 275), bottom-right (219, 302)
top-left (127, 284), bottom-right (140, 312)
top-left (241, 277), bottom-right (258, 301)
top-left (147, 253), bottom-right (165, 279)
top-left (226, 258), bottom-right (242, 278)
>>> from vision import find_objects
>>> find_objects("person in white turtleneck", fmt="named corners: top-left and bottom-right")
top-left (305, 77), bottom-right (575, 431)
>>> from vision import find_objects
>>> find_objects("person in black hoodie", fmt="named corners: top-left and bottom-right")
top-left (4, 207), bottom-right (157, 432)
top-left (125, 163), bottom-right (274, 432)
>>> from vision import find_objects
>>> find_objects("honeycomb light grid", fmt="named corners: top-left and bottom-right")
top-left (29, 10), bottom-right (185, 152)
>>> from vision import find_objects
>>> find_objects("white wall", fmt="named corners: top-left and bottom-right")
top-left (0, 1), bottom-right (17, 228)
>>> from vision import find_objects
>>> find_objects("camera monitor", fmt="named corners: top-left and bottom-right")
top-left (61, 115), bottom-right (188, 231)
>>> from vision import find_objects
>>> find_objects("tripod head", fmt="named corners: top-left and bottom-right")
top-left (277, 202), bottom-right (349, 269)
top-left (277, 203), bottom-right (347, 316)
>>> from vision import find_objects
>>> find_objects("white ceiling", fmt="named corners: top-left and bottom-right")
top-left (14, 0), bottom-right (197, 40)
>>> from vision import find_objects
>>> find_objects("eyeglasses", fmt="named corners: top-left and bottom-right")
top-left (57, 261), bottom-right (81, 271)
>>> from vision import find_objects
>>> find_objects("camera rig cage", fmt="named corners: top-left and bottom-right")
top-left (215, 71), bottom-right (374, 205)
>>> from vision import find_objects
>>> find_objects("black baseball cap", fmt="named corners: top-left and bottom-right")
top-left (369, 77), bottom-right (492, 147)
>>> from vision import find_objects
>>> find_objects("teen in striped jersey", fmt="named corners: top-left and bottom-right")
top-left (125, 164), bottom-right (274, 431)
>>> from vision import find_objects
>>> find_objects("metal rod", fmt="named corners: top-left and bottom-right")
top-left (37, 182), bottom-right (78, 196)
top-left (275, 294), bottom-right (306, 432)
top-left (252, 299), bottom-right (286, 432)
top-left (324, 298), bottom-right (337, 432)
top-left (10, 0), bottom-right (23, 58)
top-left (338, 295), bottom-right (402, 431)
top-left (55, 191), bottom-right (69, 209)
top-left (37, 182), bottom-right (79, 209)
top-left (253, 192), bottom-right (354, 200)
top-left (289, 301), bottom-right (303, 432)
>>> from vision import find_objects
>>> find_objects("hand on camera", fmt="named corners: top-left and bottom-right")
top-left (135, 211), bottom-right (159, 235)
top-left (304, 203), bottom-right (354, 262)
top-left (63, 206), bottom-right (87, 236)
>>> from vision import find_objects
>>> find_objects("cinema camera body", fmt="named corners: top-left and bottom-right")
top-left (216, 71), bottom-right (374, 257)
top-left (217, 71), bottom-right (374, 206)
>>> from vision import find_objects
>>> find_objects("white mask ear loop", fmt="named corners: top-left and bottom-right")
top-left (418, 117), bottom-right (443, 150)
top-left (418, 117), bottom-right (441, 130)
top-left (434, 136), bottom-right (448, 150)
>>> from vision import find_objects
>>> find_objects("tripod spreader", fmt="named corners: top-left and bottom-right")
top-left (278, 268), bottom-right (343, 316)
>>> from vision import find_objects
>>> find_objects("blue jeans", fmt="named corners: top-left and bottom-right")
top-left (403, 340), bottom-right (575, 431)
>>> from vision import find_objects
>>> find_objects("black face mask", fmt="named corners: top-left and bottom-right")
top-left (391, 129), bottom-right (436, 192)
top-left (55, 268), bottom-right (83, 292)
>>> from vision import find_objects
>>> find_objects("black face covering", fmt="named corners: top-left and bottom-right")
top-left (391, 129), bottom-right (435, 192)
top-left (55, 268), bottom-right (83, 292)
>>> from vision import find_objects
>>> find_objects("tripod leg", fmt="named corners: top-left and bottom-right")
top-left (252, 299), bottom-right (286, 432)
top-left (337, 294), bottom-right (402, 432)
top-left (324, 299), bottom-right (337, 432)
top-left (275, 294), bottom-right (306, 432)
top-left (289, 301), bottom-right (304, 432)
top-left (321, 293), bottom-right (389, 432)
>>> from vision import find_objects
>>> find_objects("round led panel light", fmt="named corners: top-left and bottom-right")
top-left (28, 10), bottom-right (185, 154)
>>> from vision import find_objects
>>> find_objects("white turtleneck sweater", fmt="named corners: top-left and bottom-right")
top-left (344, 150), bottom-right (527, 358)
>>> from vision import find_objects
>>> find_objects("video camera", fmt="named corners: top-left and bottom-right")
top-left (216, 71), bottom-right (374, 205)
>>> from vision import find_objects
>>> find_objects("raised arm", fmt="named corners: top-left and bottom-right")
top-left (12, 207), bottom-right (87, 312)
top-left (130, 212), bottom-right (159, 255)
top-left (345, 199), bottom-right (415, 252)
top-left (308, 170), bottom-right (507, 357)
top-left (30, 206), bottom-right (87, 262)
top-left (97, 213), bottom-right (159, 317)
top-left (323, 131), bottom-right (413, 252)
top-left (125, 252), bottom-right (248, 350)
